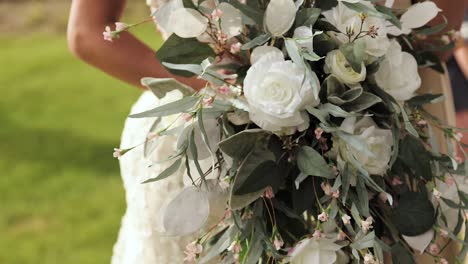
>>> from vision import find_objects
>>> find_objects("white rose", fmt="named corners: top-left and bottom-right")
top-left (322, 2), bottom-right (390, 57)
top-left (325, 49), bottom-right (366, 85)
top-left (340, 116), bottom-right (393, 175)
top-left (374, 40), bottom-right (421, 101)
top-left (290, 237), bottom-right (343, 263)
top-left (243, 48), bottom-right (320, 134)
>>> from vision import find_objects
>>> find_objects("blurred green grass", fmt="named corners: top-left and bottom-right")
top-left (0, 25), bottom-right (162, 263)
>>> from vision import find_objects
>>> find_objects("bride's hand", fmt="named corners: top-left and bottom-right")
top-left (67, 0), bottom-right (206, 90)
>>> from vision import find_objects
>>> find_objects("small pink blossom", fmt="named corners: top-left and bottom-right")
top-left (230, 42), bottom-right (242, 54)
top-left (320, 182), bottom-right (333, 196)
top-left (427, 243), bottom-right (440, 255)
top-left (184, 241), bottom-right (203, 263)
top-left (363, 253), bottom-right (376, 264)
top-left (115, 22), bottom-right (128, 31)
top-left (445, 176), bottom-right (455, 186)
top-left (264, 186), bottom-right (274, 199)
top-left (203, 97), bottom-right (214, 106)
top-left (181, 113), bottom-right (193, 122)
top-left (332, 190), bottom-right (340, 198)
top-left (378, 192), bottom-right (388, 203)
top-left (113, 148), bottom-right (123, 158)
top-left (273, 236), bottom-right (284, 250)
top-left (433, 188), bottom-right (442, 200)
top-left (361, 216), bottom-right (373, 234)
top-left (318, 212), bottom-right (328, 222)
top-left (342, 214), bottom-right (351, 225)
top-left (417, 119), bottom-right (427, 126)
top-left (228, 241), bottom-right (242, 253)
top-left (146, 131), bottom-right (158, 140)
top-left (218, 178), bottom-right (230, 190)
top-left (441, 35), bottom-right (450, 45)
top-left (312, 230), bottom-right (324, 238)
top-left (439, 229), bottom-right (449, 238)
top-left (392, 176), bottom-right (403, 186)
top-left (332, 166), bottom-right (339, 176)
top-left (218, 85), bottom-right (231, 95)
top-left (211, 8), bottom-right (224, 21)
top-left (314, 127), bottom-right (324, 140)
top-left (103, 26), bottom-right (114, 42)
top-left (337, 231), bottom-right (346, 241)
top-left (438, 258), bottom-right (448, 264)
top-left (217, 32), bottom-right (228, 43)
top-left (453, 132), bottom-right (463, 142)
top-left (455, 155), bottom-right (464, 164)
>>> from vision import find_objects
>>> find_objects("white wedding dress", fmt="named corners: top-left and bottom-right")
top-left (110, 1), bottom-right (225, 263)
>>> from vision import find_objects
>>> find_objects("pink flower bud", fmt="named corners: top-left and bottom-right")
top-left (181, 113), bottom-right (193, 122)
top-left (218, 85), bottom-right (231, 95)
top-left (320, 182), bottom-right (333, 196)
top-left (318, 212), bottom-right (328, 222)
top-left (341, 214), bottom-right (351, 225)
top-left (427, 243), bottom-right (440, 255)
top-left (211, 8), bottom-right (224, 21)
top-left (273, 236), bottom-right (284, 250)
top-left (230, 42), bottom-right (242, 54)
top-left (264, 186), bottom-right (274, 199)
top-left (392, 176), bottom-right (403, 186)
top-left (113, 148), bottom-right (123, 158)
top-left (115, 22), bottom-right (128, 31)
top-left (314, 127), bottom-right (324, 139)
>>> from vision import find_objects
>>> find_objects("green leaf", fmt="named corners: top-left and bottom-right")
top-left (342, 2), bottom-right (384, 18)
top-left (144, 118), bottom-right (162, 158)
top-left (391, 243), bottom-right (415, 264)
top-left (141, 158), bottom-right (182, 183)
top-left (392, 191), bottom-right (435, 236)
top-left (375, 5), bottom-right (401, 29)
top-left (241, 34), bottom-right (271, 50)
top-left (234, 160), bottom-right (281, 195)
top-left (156, 34), bottom-right (215, 77)
top-left (218, 129), bottom-right (270, 159)
top-left (399, 134), bottom-right (432, 180)
top-left (314, 0), bottom-right (338, 10)
top-left (183, 0), bottom-right (198, 9)
top-left (141, 78), bottom-right (194, 99)
top-left (339, 41), bottom-right (366, 73)
top-left (295, 8), bottom-right (321, 27)
top-left (199, 226), bottom-right (238, 264)
top-left (341, 92), bottom-right (382, 112)
top-left (406, 93), bottom-right (444, 107)
top-left (129, 96), bottom-right (199, 118)
top-left (297, 146), bottom-right (334, 179)
top-left (223, 0), bottom-right (264, 25)
top-left (356, 174), bottom-right (370, 216)
top-left (319, 103), bottom-right (358, 118)
top-left (189, 128), bottom-right (206, 181)
top-left (351, 231), bottom-right (375, 250)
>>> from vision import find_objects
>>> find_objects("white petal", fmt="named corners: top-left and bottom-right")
top-left (265, 0), bottom-right (296, 36)
top-left (168, 8), bottom-right (209, 38)
top-left (218, 3), bottom-right (243, 37)
top-left (401, 1), bottom-right (441, 30)
top-left (162, 186), bottom-right (210, 236)
top-left (402, 229), bottom-right (434, 254)
top-left (250, 46), bottom-right (283, 64)
top-left (384, 0), bottom-right (394, 7)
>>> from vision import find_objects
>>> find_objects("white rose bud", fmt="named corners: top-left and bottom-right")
top-left (375, 40), bottom-right (421, 101)
top-left (265, 0), bottom-right (296, 36)
top-left (290, 237), bottom-right (343, 264)
top-left (325, 50), bottom-right (366, 85)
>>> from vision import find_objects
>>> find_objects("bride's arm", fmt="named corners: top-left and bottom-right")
top-left (67, 0), bottom-right (206, 90)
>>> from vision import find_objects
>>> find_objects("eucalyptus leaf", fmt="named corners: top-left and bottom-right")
top-left (234, 160), bottom-right (281, 195)
top-left (295, 8), bottom-right (321, 27)
top-left (156, 34), bottom-right (215, 77)
top-left (141, 78), bottom-right (194, 99)
top-left (297, 146), bottom-right (334, 179)
top-left (129, 96), bottom-right (199, 118)
top-left (399, 134), bottom-right (432, 180)
top-left (218, 129), bottom-right (271, 159)
top-left (351, 231), bottom-right (375, 250)
top-left (242, 34), bottom-right (271, 50)
top-left (339, 41), bottom-right (366, 73)
top-left (391, 243), bottom-right (415, 264)
top-left (144, 118), bottom-right (162, 158)
top-left (142, 158), bottom-right (182, 184)
top-left (341, 92), bottom-right (382, 112)
top-left (199, 226), bottom-right (238, 263)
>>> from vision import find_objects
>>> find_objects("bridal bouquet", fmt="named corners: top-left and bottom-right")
top-left (111, 0), bottom-right (468, 263)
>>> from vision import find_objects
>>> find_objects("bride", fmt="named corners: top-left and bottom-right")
top-left (67, 0), bottom-right (465, 263)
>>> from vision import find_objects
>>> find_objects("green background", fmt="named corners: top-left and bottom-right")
top-left (0, 3), bottom-right (163, 262)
